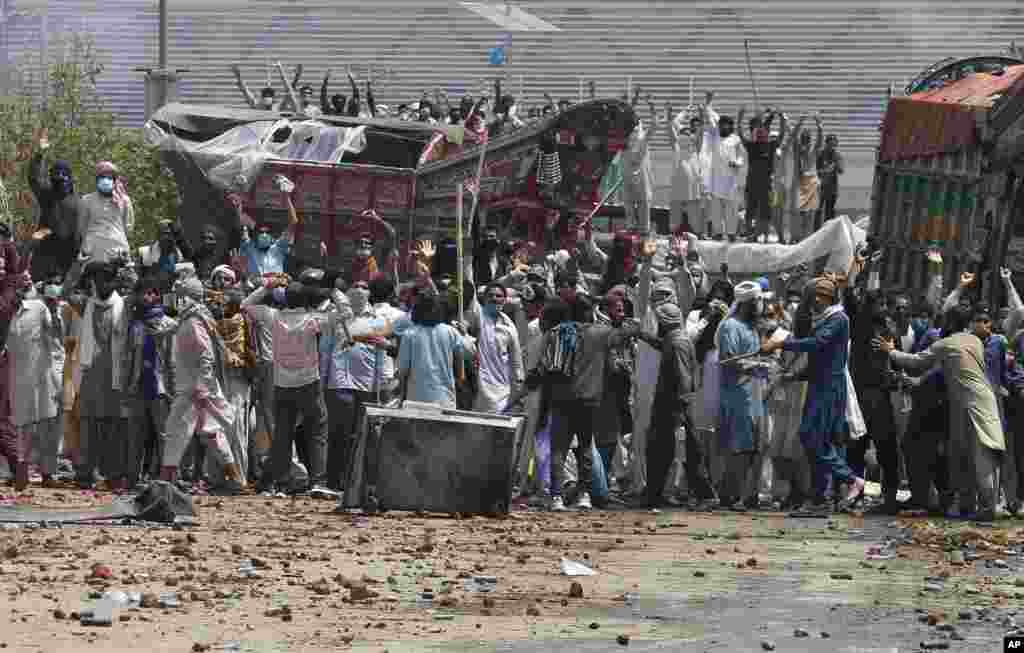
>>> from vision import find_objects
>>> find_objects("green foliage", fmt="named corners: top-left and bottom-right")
top-left (0, 32), bottom-right (177, 248)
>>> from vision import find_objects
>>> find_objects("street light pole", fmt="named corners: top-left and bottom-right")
top-left (137, 0), bottom-right (187, 120)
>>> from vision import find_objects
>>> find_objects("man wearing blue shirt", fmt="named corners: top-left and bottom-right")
top-left (239, 191), bottom-right (299, 276)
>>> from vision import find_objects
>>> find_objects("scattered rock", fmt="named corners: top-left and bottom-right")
top-left (53, 609), bottom-right (66, 620)
top-left (140, 593), bottom-right (160, 609)
top-left (948, 551), bottom-right (966, 566)
top-left (309, 580), bottom-right (332, 596)
top-left (820, 631), bottom-right (830, 638)
top-left (746, 557), bottom-right (758, 568)
top-left (569, 582), bottom-right (584, 599)
top-left (525, 605), bottom-right (540, 617)
top-left (693, 570), bottom-right (706, 578)
top-left (829, 572), bottom-right (853, 580)
top-left (482, 597), bottom-right (495, 609)
top-left (923, 582), bottom-right (943, 593)
top-left (589, 622), bottom-right (600, 630)
top-left (794, 628), bottom-right (809, 638)
top-left (88, 564), bottom-right (113, 580)
top-left (3, 545), bottom-right (17, 559)
top-left (348, 584), bottom-right (378, 602)
top-left (192, 645), bottom-right (210, 653)
top-left (230, 544), bottom-right (243, 555)
top-left (920, 642), bottom-right (949, 650)
top-left (927, 611), bottom-right (946, 626)
top-left (761, 641), bottom-right (776, 651)
top-left (993, 559), bottom-right (1009, 569)
top-left (616, 634), bottom-right (630, 646)
top-left (957, 608), bottom-right (974, 621)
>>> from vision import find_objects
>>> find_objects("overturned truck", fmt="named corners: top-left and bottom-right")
top-left (872, 61), bottom-right (1024, 308)
top-left (146, 101), bottom-right (637, 279)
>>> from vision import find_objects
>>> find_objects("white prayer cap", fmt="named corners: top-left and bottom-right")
top-left (733, 281), bottom-right (762, 304)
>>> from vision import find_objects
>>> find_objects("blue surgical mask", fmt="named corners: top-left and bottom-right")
top-left (483, 304), bottom-right (500, 318)
top-left (911, 318), bottom-right (928, 336)
top-left (44, 284), bottom-right (62, 299)
top-left (97, 176), bottom-right (114, 194)
top-left (256, 233), bottom-right (273, 249)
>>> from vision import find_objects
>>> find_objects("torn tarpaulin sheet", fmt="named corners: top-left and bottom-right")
top-left (144, 117), bottom-right (368, 193)
top-left (0, 481), bottom-right (195, 524)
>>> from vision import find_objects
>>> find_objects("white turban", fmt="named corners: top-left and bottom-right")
top-left (733, 281), bottom-right (762, 304)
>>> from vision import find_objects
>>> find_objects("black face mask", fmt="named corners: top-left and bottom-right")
top-left (719, 125), bottom-right (734, 138)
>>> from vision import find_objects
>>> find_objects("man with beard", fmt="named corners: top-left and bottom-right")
top-left (764, 277), bottom-right (864, 514)
top-left (738, 109), bottom-right (787, 242)
top-left (645, 301), bottom-right (716, 510)
top-left (701, 92), bottom-right (745, 241)
top-left (716, 281), bottom-right (773, 510)
top-left (75, 261), bottom-right (133, 490)
top-left (124, 277), bottom-right (177, 483)
top-left (7, 269), bottom-right (64, 489)
top-left (844, 282), bottom-right (901, 514)
top-left (160, 277), bottom-right (244, 492)
top-left (27, 128), bottom-right (80, 281)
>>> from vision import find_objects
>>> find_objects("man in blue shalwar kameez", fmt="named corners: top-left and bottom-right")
top-left (716, 281), bottom-right (771, 511)
top-left (763, 277), bottom-right (865, 514)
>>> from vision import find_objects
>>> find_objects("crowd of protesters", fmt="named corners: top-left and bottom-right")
top-left (0, 75), bottom-right (1017, 526)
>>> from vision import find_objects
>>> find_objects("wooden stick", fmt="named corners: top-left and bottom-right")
top-left (578, 177), bottom-right (625, 231)
top-left (744, 39), bottom-right (760, 113)
top-left (688, 75), bottom-right (694, 107)
top-left (578, 77), bottom-right (583, 103)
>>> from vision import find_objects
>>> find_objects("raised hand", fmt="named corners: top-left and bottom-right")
top-left (416, 239), bottom-right (436, 260)
top-left (641, 239), bottom-right (658, 259)
top-left (1001, 266), bottom-right (1013, 281)
top-left (320, 241), bottom-right (328, 259)
top-left (960, 271), bottom-right (976, 288)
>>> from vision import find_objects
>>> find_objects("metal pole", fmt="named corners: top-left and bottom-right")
top-left (456, 181), bottom-right (465, 324)
top-left (158, 0), bottom-right (168, 70)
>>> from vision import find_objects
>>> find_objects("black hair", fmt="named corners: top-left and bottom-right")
top-left (943, 305), bottom-right (972, 336)
top-left (299, 85), bottom-right (314, 95)
top-left (718, 115), bottom-right (735, 127)
top-left (572, 294), bottom-right (594, 323)
top-left (411, 292), bottom-right (443, 326)
top-left (284, 282), bottom-right (308, 309)
top-left (541, 299), bottom-right (572, 331)
top-left (368, 276), bottom-right (395, 304)
top-left (260, 87), bottom-right (276, 98)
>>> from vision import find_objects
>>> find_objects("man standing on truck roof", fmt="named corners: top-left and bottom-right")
top-left (816, 134), bottom-right (844, 227)
top-left (700, 92), bottom-right (745, 242)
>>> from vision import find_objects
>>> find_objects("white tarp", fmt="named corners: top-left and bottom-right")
top-left (144, 118), bottom-right (368, 193)
top-left (667, 216), bottom-right (868, 276)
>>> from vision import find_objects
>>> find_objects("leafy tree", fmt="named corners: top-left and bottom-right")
top-left (0, 32), bottom-right (177, 248)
